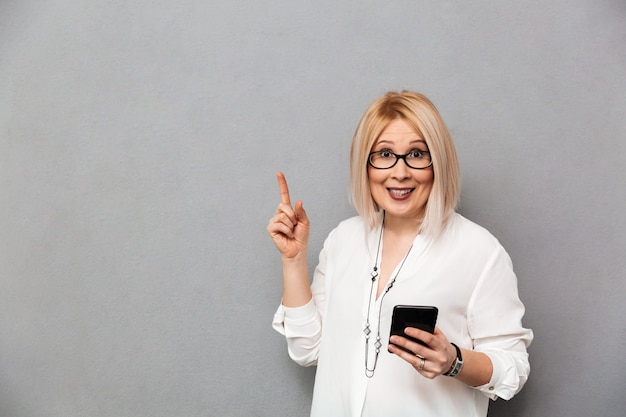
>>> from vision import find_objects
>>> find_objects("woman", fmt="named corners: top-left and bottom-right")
top-left (267, 91), bottom-right (533, 417)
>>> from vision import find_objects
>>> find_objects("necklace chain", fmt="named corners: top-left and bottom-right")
top-left (364, 214), bottom-right (413, 378)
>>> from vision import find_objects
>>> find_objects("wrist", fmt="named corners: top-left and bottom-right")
top-left (443, 343), bottom-right (464, 377)
top-left (281, 251), bottom-right (308, 267)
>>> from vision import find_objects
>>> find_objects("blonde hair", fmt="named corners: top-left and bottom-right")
top-left (349, 91), bottom-right (461, 239)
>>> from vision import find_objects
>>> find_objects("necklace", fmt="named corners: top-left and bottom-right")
top-left (364, 214), bottom-right (413, 378)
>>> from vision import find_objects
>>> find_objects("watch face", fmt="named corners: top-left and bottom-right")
top-left (451, 360), bottom-right (463, 376)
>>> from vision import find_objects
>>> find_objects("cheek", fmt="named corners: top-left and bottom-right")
top-left (367, 167), bottom-right (386, 183)
top-left (418, 169), bottom-right (434, 186)
top-left (366, 170), bottom-right (386, 201)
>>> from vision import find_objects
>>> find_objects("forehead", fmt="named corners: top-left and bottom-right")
top-left (375, 119), bottom-right (424, 145)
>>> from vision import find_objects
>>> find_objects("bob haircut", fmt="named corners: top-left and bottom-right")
top-left (349, 91), bottom-right (461, 240)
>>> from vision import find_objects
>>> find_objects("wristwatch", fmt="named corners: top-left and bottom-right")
top-left (443, 343), bottom-right (464, 377)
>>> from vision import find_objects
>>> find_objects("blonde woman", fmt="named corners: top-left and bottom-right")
top-left (268, 91), bottom-right (533, 417)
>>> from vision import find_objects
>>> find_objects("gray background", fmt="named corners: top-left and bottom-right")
top-left (1, 1), bottom-right (625, 416)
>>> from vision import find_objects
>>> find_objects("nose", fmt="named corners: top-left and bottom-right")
top-left (390, 157), bottom-right (411, 180)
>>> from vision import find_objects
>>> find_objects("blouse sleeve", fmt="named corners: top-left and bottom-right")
top-left (467, 245), bottom-right (534, 401)
top-left (271, 231), bottom-right (333, 367)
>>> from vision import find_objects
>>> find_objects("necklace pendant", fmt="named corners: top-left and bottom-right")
top-left (374, 338), bottom-right (382, 352)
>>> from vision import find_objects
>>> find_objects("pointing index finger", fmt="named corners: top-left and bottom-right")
top-left (276, 172), bottom-right (291, 206)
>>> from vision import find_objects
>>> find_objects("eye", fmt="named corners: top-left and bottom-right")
top-left (407, 149), bottom-right (427, 159)
top-left (377, 149), bottom-right (395, 159)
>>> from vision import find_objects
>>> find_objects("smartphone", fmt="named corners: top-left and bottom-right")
top-left (389, 305), bottom-right (438, 352)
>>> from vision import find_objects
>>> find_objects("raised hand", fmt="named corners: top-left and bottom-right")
top-left (267, 172), bottom-right (310, 259)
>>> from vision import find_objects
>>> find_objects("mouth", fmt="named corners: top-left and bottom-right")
top-left (388, 188), bottom-right (414, 199)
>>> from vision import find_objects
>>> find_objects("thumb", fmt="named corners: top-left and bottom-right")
top-left (295, 200), bottom-right (309, 225)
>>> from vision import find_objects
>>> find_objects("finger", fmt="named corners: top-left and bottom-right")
top-left (274, 202), bottom-right (298, 229)
top-left (388, 344), bottom-right (437, 378)
top-left (268, 212), bottom-right (296, 235)
top-left (389, 335), bottom-right (423, 357)
top-left (276, 172), bottom-right (291, 206)
top-left (268, 221), bottom-right (295, 239)
top-left (417, 355), bottom-right (426, 371)
top-left (388, 342), bottom-right (427, 369)
top-left (294, 200), bottom-right (309, 225)
top-left (404, 327), bottom-right (436, 347)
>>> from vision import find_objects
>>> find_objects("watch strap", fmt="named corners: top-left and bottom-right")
top-left (444, 342), bottom-right (464, 377)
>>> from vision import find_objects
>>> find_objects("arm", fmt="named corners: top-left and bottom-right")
top-left (466, 245), bottom-right (533, 399)
top-left (271, 245), bottom-right (329, 366)
top-left (267, 172), bottom-right (312, 307)
top-left (388, 245), bottom-right (532, 398)
top-left (389, 327), bottom-right (494, 386)
top-left (268, 172), bottom-right (322, 366)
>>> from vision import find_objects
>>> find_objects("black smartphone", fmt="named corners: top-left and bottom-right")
top-left (389, 305), bottom-right (438, 352)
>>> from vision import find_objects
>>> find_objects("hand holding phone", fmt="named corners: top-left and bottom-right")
top-left (389, 305), bottom-right (438, 353)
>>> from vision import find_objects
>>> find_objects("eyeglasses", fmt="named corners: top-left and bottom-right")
top-left (368, 149), bottom-right (433, 170)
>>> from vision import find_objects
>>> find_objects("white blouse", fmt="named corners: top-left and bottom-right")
top-left (273, 213), bottom-right (533, 417)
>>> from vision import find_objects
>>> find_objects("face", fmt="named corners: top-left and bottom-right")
top-left (367, 118), bottom-right (434, 223)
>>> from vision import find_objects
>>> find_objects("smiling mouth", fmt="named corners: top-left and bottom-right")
top-left (388, 188), bottom-right (414, 197)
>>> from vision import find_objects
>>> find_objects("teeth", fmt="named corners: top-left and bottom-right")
top-left (390, 189), bottom-right (412, 196)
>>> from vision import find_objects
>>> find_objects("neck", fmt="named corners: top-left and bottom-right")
top-left (381, 212), bottom-right (423, 239)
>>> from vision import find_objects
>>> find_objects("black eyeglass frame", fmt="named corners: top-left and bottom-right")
top-left (367, 150), bottom-right (433, 170)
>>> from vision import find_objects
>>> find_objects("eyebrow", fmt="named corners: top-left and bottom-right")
top-left (374, 139), bottom-right (427, 146)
